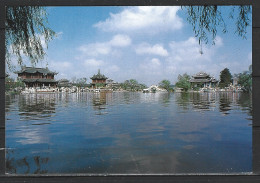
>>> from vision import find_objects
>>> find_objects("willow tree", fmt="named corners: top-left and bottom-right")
top-left (5, 6), bottom-right (55, 71)
top-left (183, 6), bottom-right (251, 47)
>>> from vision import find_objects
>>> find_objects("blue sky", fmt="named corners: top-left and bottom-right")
top-left (10, 6), bottom-right (252, 86)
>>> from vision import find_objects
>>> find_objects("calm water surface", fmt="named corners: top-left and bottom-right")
top-left (5, 92), bottom-right (252, 174)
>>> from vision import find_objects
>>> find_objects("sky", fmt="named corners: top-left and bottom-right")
top-left (9, 6), bottom-right (252, 86)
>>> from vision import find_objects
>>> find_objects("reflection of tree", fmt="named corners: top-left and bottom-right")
top-left (6, 149), bottom-right (49, 174)
top-left (160, 93), bottom-right (170, 107)
top-left (18, 94), bottom-right (56, 120)
top-left (236, 93), bottom-right (252, 117)
top-left (175, 92), bottom-right (216, 111)
top-left (175, 92), bottom-right (190, 110)
top-left (190, 93), bottom-right (214, 111)
top-left (5, 95), bottom-right (16, 114)
top-left (219, 93), bottom-right (232, 115)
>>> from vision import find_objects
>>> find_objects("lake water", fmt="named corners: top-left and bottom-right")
top-left (5, 92), bottom-right (252, 174)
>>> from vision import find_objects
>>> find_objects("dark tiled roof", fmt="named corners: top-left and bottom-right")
top-left (190, 78), bottom-right (218, 83)
top-left (15, 67), bottom-right (58, 75)
top-left (22, 78), bottom-right (57, 83)
top-left (90, 70), bottom-right (108, 80)
top-left (193, 71), bottom-right (209, 78)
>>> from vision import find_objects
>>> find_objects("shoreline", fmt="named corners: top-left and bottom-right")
top-left (5, 90), bottom-right (248, 95)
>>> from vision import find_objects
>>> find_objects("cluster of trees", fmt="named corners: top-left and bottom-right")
top-left (173, 66), bottom-right (252, 92)
top-left (71, 77), bottom-right (88, 87)
top-left (236, 65), bottom-right (252, 92)
top-left (5, 77), bottom-right (25, 92)
top-left (218, 66), bottom-right (252, 92)
top-left (158, 80), bottom-right (173, 92)
top-left (175, 74), bottom-right (191, 92)
top-left (119, 79), bottom-right (147, 91)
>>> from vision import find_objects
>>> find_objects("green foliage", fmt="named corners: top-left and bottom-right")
top-left (237, 65), bottom-right (252, 92)
top-left (175, 73), bottom-right (191, 92)
top-left (5, 7), bottom-right (56, 70)
top-left (95, 83), bottom-right (105, 88)
top-left (5, 77), bottom-right (25, 91)
top-left (74, 77), bottom-right (88, 87)
top-left (159, 80), bottom-right (171, 91)
top-left (184, 6), bottom-right (251, 45)
top-left (120, 79), bottom-right (146, 91)
top-left (219, 68), bottom-right (232, 88)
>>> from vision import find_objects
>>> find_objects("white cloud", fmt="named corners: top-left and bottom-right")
top-left (139, 58), bottom-right (162, 74)
top-left (150, 58), bottom-right (161, 66)
top-left (136, 43), bottom-right (168, 57)
top-left (168, 37), bottom-right (213, 62)
top-left (84, 59), bottom-right (104, 67)
top-left (78, 34), bottom-right (131, 57)
top-left (79, 43), bottom-right (111, 57)
top-left (214, 36), bottom-right (223, 47)
top-left (164, 37), bottom-right (224, 81)
top-left (109, 34), bottom-right (132, 47)
top-left (94, 6), bottom-right (183, 33)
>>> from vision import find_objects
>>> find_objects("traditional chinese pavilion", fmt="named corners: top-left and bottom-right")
top-left (90, 69), bottom-right (108, 88)
top-left (189, 71), bottom-right (218, 88)
top-left (15, 67), bottom-right (58, 88)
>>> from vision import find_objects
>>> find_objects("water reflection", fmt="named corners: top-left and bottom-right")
top-left (5, 92), bottom-right (252, 174)
top-left (219, 92), bottom-right (232, 115)
top-left (6, 149), bottom-right (49, 174)
top-left (92, 92), bottom-right (108, 115)
top-left (18, 94), bottom-right (56, 121)
top-left (174, 92), bottom-right (252, 115)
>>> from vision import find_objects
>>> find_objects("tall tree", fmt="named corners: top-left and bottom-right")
top-left (5, 6), bottom-right (56, 70)
top-left (237, 65), bottom-right (252, 92)
top-left (159, 80), bottom-right (171, 91)
top-left (219, 68), bottom-right (232, 88)
top-left (175, 73), bottom-right (191, 92)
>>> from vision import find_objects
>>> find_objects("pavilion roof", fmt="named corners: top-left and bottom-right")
top-left (192, 71), bottom-right (210, 78)
top-left (90, 69), bottom-right (108, 80)
top-left (58, 79), bottom-right (70, 83)
top-left (190, 78), bottom-right (218, 83)
top-left (15, 67), bottom-right (58, 75)
top-left (22, 78), bottom-right (58, 83)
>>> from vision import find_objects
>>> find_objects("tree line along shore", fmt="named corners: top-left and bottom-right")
top-left (5, 65), bottom-right (252, 94)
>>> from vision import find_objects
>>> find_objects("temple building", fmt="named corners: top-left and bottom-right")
top-left (15, 67), bottom-right (58, 88)
top-left (189, 71), bottom-right (218, 88)
top-left (90, 69), bottom-right (108, 88)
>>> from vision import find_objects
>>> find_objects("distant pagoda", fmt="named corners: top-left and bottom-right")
top-left (15, 66), bottom-right (58, 88)
top-left (90, 69), bottom-right (108, 88)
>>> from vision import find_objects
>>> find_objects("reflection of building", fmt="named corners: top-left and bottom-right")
top-left (190, 72), bottom-right (218, 88)
top-left (15, 67), bottom-right (58, 88)
top-left (90, 69), bottom-right (108, 88)
top-left (18, 94), bottom-right (56, 120)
